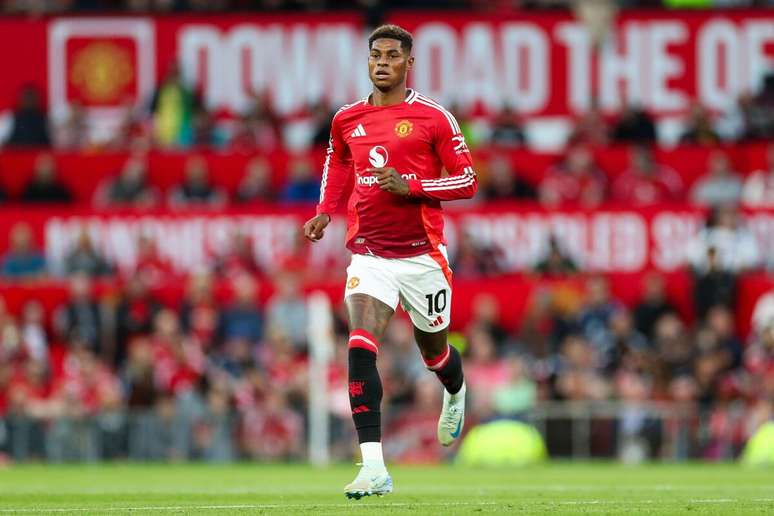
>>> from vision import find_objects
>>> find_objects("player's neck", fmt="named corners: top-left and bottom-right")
top-left (369, 85), bottom-right (408, 107)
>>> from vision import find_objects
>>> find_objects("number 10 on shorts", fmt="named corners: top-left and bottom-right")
top-left (425, 289), bottom-right (447, 316)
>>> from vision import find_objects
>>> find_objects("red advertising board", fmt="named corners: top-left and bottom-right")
top-left (2, 204), bottom-right (773, 276)
top-left (1, 11), bottom-right (773, 124)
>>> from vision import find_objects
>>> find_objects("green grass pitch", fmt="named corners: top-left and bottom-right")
top-left (0, 463), bottom-right (772, 514)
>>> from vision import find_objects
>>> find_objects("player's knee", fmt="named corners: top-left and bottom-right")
top-left (414, 327), bottom-right (448, 359)
top-left (346, 294), bottom-right (392, 340)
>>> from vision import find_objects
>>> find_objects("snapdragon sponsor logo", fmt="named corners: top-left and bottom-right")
top-left (357, 172), bottom-right (417, 186)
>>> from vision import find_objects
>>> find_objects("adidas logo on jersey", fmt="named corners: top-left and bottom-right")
top-left (350, 124), bottom-right (366, 138)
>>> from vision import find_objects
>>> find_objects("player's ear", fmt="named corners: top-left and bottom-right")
top-left (407, 55), bottom-right (414, 70)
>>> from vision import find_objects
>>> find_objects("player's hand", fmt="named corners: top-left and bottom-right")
top-left (303, 213), bottom-right (330, 242)
top-left (367, 167), bottom-right (410, 196)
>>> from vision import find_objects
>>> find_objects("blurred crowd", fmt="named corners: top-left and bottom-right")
top-left (4, 1), bottom-right (773, 17)
top-left (4, 55), bottom-right (774, 152)
top-left (2, 66), bottom-right (774, 211)
top-left (0, 196), bottom-right (772, 462)
top-left (1, 2), bottom-right (774, 465)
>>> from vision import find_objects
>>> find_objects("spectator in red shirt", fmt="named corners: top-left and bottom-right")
top-left (179, 272), bottom-right (219, 348)
top-left (133, 234), bottom-right (174, 285)
top-left (235, 157), bottom-right (274, 204)
top-left (214, 232), bottom-right (261, 279)
top-left (151, 309), bottom-right (205, 396)
top-left (539, 145), bottom-right (606, 208)
top-left (612, 145), bottom-right (683, 206)
top-left (114, 274), bottom-right (162, 366)
top-left (568, 104), bottom-right (609, 147)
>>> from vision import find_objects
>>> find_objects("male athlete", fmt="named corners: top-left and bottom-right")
top-left (303, 24), bottom-right (477, 499)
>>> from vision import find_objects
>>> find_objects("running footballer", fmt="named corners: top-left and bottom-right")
top-left (303, 24), bottom-right (477, 499)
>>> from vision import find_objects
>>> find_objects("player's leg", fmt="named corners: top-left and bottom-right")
top-left (345, 293), bottom-right (392, 449)
top-left (397, 250), bottom-right (466, 446)
top-left (413, 324), bottom-right (466, 447)
top-left (414, 326), bottom-right (464, 397)
top-left (342, 255), bottom-right (398, 498)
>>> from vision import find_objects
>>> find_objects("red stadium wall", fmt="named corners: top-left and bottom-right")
top-left (0, 143), bottom-right (772, 203)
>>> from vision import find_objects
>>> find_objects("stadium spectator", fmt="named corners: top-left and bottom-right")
top-left (20, 300), bottom-right (48, 364)
top-left (611, 106), bottom-right (657, 144)
top-left (265, 271), bottom-right (308, 350)
top-left (150, 63), bottom-right (199, 148)
top-left (567, 103), bottom-right (609, 147)
top-left (604, 308), bottom-right (650, 373)
top-left (539, 145), bottom-right (606, 208)
top-left (94, 155), bottom-right (158, 208)
top-left (611, 145), bottom-right (683, 206)
top-left (1, 223), bottom-right (46, 279)
top-left (55, 273), bottom-right (103, 354)
top-left (133, 235), bottom-right (174, 285)
top-left (534, 236), bottom-right (578, 277)
top-left (489, 106), bottom-right (526, 147)
top-left (717, 93), bottom-right (757, 142)
top-left (679, 103), bottom-right (720, 146)
top-left (491, 354), bottom-right (537, 418)
top-left (214, 231), bottom-right (261, 279)
top-left (230, 93), bottom-right (282, 152)
top-left (748, 72), bottom-right (774, 140)
top-left (687, 204), bottom-right (760, 274)
top-left (53, 101), bottom-right (89, 150)
top-left (741, 144), bottom-right (774, 207)
top-left (633, 273), bottom-right (677, 340)
top-left (281, 156), bottom-right (320, 203)
top-left (309, 102), bottom-right (336, 148)
top-left (219, 274), bottom-right (263, 346)
top-left (64, 229), bottom-right (112, 277)
top-left (168, 156), bottom-right (226, 208)
top-left (235, 157), bottom-right (274, 203)
top-left (150, 308), bottom-right (205, 396)
top-left (6, 85), bottom-right (50, 147)
top-left (578, 276), bottom-right (624, 361)
top-left (179, 272), bottom-right (219, 348)
top-left (555, 333), bottom-right (610, 401)
top-left (467, 293), bottom-right (510, 353)
top-left (124, 336), bottom-right (158, 411)
top-left (191, 106), bottom-right (226, 148)
top-left (240, 389), bottom-right (303, 461)
top-left (481, 154), bottom-right (535, 201)
top-left (693, 246), bottom-right (738, 322)
top-left (451, 230), bottom-right (503, 278)
top-left (701, 305), bottom-right (743, 370)
top-left (109, 103), bottom-right (148, 150)
top-left (464, 326), bottom-right (511, 414)
top-left (20, 154), bottom-right (73, 203)
top-left (690, 151), bottom-right (742, 206)
top-left (114, 274), bottom-right (162, 366)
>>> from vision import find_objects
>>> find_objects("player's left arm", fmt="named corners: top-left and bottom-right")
top-left (407, 113), bottom-right (478, 201)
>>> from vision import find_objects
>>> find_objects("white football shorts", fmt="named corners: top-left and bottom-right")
top-left (344, 245), bottom-right (452, 333)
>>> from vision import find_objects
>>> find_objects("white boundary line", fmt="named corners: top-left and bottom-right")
top-left (2, 498), bottom-right (774, 513)
top-left (0, 501), bottom-right (499, 513)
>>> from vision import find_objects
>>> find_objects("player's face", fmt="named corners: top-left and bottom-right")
top-left (368, 38), bottom-right (413, 92)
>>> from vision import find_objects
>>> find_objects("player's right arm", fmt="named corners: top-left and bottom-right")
top-left (304, 112), bottom-right (353, 242)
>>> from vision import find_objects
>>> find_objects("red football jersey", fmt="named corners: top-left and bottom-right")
top-left (316, 89), bottom-right (477, 259)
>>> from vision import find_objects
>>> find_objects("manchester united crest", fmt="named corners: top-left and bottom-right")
top-left (70, 41), bottom-right (134, 103)
top-left (394, 120), bottom-right (413, 138)
top-left (347, 277), bottom-right (360, 289)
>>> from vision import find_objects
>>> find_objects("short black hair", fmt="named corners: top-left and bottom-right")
top-left (368, 24), bottom-right (413, 54)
